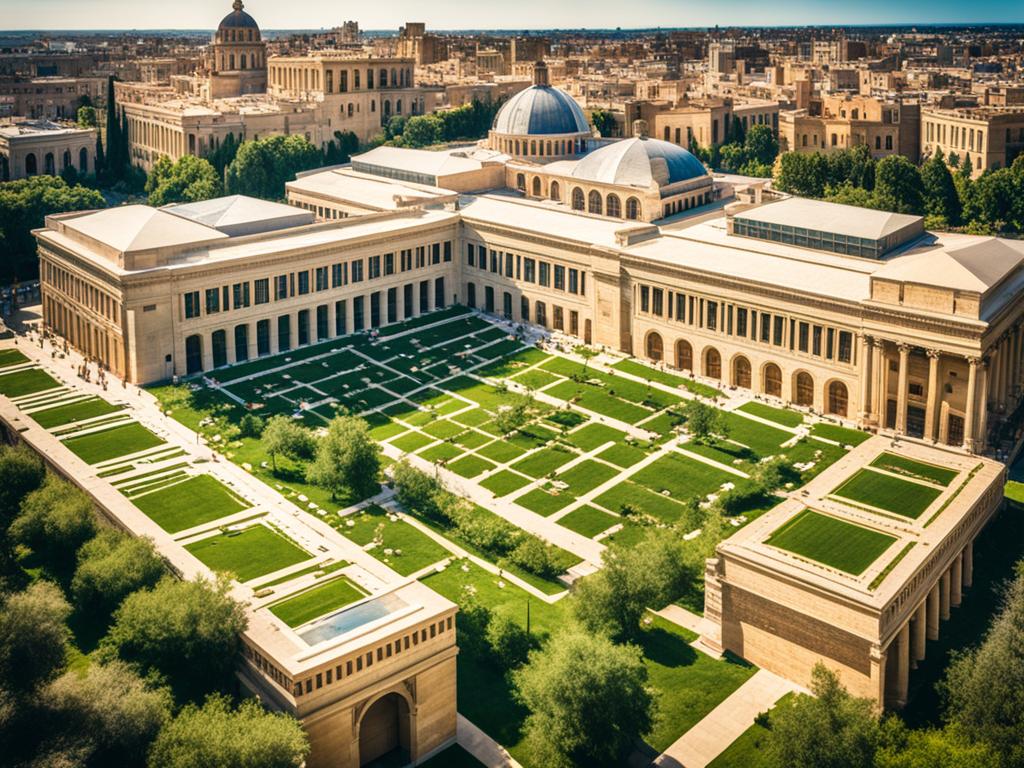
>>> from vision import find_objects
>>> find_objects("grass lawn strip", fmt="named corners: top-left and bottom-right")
top-left (831, 468), bottom-right (943, 519)
top-left (62, 421), bottom-right (165, 464)
top-left (557, 505), bottom-right (619, 538)
top-left (0, 349), bottom-right (30, 368)
top-left (334, 507), bottom-right (450, 576)
top-left (131, 474), bottom-right (250, 533)
top-left (809, 422), bottom-right (871, 446)
top-left (479, 469), bottom-right (532, 496)
top-left (515, 487), bottom-right (575, 516)
top-left (610, 358), bottom-right (722, 398)
top-left (269, 576), bottom-right (367, 628)
top-left (869, 452), bottom-right (958, 487)
top-left (596, 442), bottom-right (649, 467)
top-left (555, 459), bottom-right (618, 495)
top-left (766, 509), bottom-right (897, 575)
top-left (632, 452), bottom-right (737, 502)
top-left (737, 401), bottom-right (804, 428)
top-left (509, 446), bottom-right (576, 478)
top-left (186, 524), bottom-right (310, 582)
top-left (447, 454), bottom-right (495, 478)
top-left (0, 367), bottom-right (62, 397)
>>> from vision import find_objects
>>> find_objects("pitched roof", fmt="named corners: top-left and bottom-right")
top-left (61, 205), bottom-right (227, 254)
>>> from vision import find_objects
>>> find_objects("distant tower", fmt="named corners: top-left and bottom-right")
top-left (206, 0), bottom-right (267, 98)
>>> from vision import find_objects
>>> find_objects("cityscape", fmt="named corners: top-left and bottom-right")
top-left (0, 3), bottom-right (1023, 768)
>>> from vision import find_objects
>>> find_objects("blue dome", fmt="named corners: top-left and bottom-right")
top-left (572, 137), bottom-right (708, 188)
top-left (493, 85), bottom-right (590, 136)
top-left (219, 1), bottom-right (259, 30)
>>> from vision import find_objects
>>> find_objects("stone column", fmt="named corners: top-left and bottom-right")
top-left (873, 338), bottom-right (886, 425)
top-left (247, 321), bottom-right (258, 360)
top-left (977, 360), bottom-right (990, 451)
top-left (951, 554), bottom-right (963, 607)
top-left (963, 357), bottom-right (979, 450)
top-left (927, 583), bottom-right (940, 641)
top-left (912, 601), bottom-right (927, 662)
top-left (896, 343), bottom-right (910, 434)
top-left (925, 349), bottom-right (941, 442)
top-left (895, 622), bottom-right (911, 707)
top-left (940, 570), bottom-right (951, 621)
top-left (859, 334), bottom-right (873, 422)
top-left (963, 540), bottom-right (974, 588)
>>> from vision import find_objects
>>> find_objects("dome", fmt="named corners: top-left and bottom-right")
top-left (218, 0), bottom-right (260, 31)
top-left (571, 137), bottom-right (708, 188)
top-left (492, 85), bottom-right (590, 136)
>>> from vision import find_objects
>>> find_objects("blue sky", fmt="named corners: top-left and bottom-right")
top-left (1, 0), bottom-right (1021, 30)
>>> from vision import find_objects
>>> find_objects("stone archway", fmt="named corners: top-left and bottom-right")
top-left (675, 339), bottom-right (693, 371)
top-left (827, 380), bottom-right (849, 417)
top-left (358, 692), bottom-right (411, 767)
top-left (794, 371), bottom-right (814, 407)
top-left (704, 347), bottom-right (722, 380)
top-left (645, 331), bottom-right (664, 362)
top-left (732, 355), bottom-right (751, 389)
top-left (763, 362), bottom-right (782, 398)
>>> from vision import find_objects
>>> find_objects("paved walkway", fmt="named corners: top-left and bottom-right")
top-left (457, 715), bottom-right (523, 768)
top-left (653, 669), bottom-right (798, 768)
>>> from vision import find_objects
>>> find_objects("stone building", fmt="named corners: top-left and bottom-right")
top-left (919, 106), bottom-right (1024, 174)
top-left (779, 94), bottom-right (920, 160)
top-left (0, 118), bottom-right (96, 180)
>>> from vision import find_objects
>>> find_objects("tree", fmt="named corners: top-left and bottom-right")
top-left (0, 581), bottom-right (71, 694)
top-left (384, 115), bottom-right (407, 141)
top-left (146, 694), bottom-right (309, 768)
top-left (262, 415), bottom-right (315, 471)
top-left (391, 460), bottom-right (443, 520)
top-left (99, 576), bottom-right (247, 702)
top-left (766, 663), bottom-right (883, 768)
top-left (76, 105), bottom-right (98, 128)
top-left (485, 613), bottom-right (534, 670)
top-left (744, 124), bottom-right (779, 166)
top-left (0, 444), bottom-right (45, 534)
top-left (942, 561), bottom-right (1024, 766)
top-left (238, 413), bottom-right (264, 439)
top-left (729, 114), bottom-right (746, 145)
top-left (203, 132), bottom-right (239, 178)
top-left (718, 142), bottom-right (748, 173)
top-left (573, 529), bottom-right (697, 642)
top-left (591, 109), bottom-right (617, 138)
top-left (10, 474), bottom-right (97, 577)
top-left (921, 149), bottom-right (962, 226)
top-left (145, 155), bottom-right (221, 207)
top-left (306, 415), bottom-right (381, 501)
top-left (514, 628), bottom-right (655, 768)
top-left (399, 115), bottom-right (443, 148)
top-left (224, 134), bottom-right (322, 200)
top-left (322, 130), bottom-right (359, 165)
top-left (71, 529), bottom-right (166, 618)
top-left (875, 724), bottom-right (998, 768)
top-left (774, 151), bottom-right (829, 197)
top-left (682, 399), bottom-right (728, 445)
top-left (41, 660), bottom-right (172, 767)
top-left (873, 155), bottom-right (924, 215)
top-left (493, 395), bottom-right (532, 437)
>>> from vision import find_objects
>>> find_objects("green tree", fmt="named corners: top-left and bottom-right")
top-left (744, 124), bottom-right (779, 166)
top-left (493, 394), bottom-right (532, 437)
top-left (920, 150), bottom-right (962, 226)
top-left (76, 105), bottom-right (98, 128)
top-left (875, 724), bottom-right (998, 768)
top-left (0, 581), bottom-right (71, 694)
top-left (514, 628), bottom-right (655, 768)
top-left (384, 115), bottom-right (408, 141)
top-left (322, 129), bottom-right (359, 165)
top-left (306, 415), bottom-right (381, 501)
top-left (682, 399), bottom-right (728, 445)
top-left (71, 529), bottom-right (166, 619)
top-left (262, 415), bottom-right (315, 471)
top-left (591, 109), bottom-right (617, 138)
top-left (718, 142), bottom-right (748, 173)
top-left (147, 694), bottom-right (309, 768)
top-left (729, 114), bottom-right (746, 145)
top-left (942, 561), bottom-right (1024, 766)
top-left (774, 151), bottom-right (829, 197)
top-left (573, 529), bottom-right (697, 642)
top-left (959, 154), bottom-right (974, 178)
top-left (41, 660), bottom-right (173, 767)
top-left (145, 154), bottom-right (221, 207)
top-left (224, 134), bottom-right (322, 200)
top-left (0, 444), bottom-right (45, 534)
top-left (99, 576), bottom-right (247, 703)
top-left (766, 663), bottom-right (883, 768)
top-left (391, 460), bottom-right (443, 520)
top-left (203, 132), bottom-right (240, 178)
top-left (10, 474), bottom-right (97, 577)
top-left (399, 114), bottom-right (443, 148)
top-left (873, 155), bottom-right (924, 214)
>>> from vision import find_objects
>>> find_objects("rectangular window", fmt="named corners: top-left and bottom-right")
top-left (826, 328), bottom-right (835, 359)
top-left (706, 300), bottom-right (717, 331)
top-left (331, 264), bottom-right (343, 288)
top-left (677, 293), bottom-right (687, 322)
top-left (184, 291), bottom-right (201, 319)
top-left (254, 278), bottom-right (270, 305)
top-left (798, 322), bottom-right (809, 352)
top-left (335, 300), bottom-right (347, 335)
top-left (353, 296), bottom-right (365, 331)
top-left (553, 305), bottom-right (564, 331)
top-left (315, 266), bottom-right (328, 291)
top-left (401, 249), bottom-right (412, 271)
top-left (760, 313), bottom-right (771, 343)
top-left (640, 285), bottom-right (650, 313)
top-left (205, 288), bottom-right (220, 314)
top-left (568, 269), bottom-right (579, 294)
top-left (297, 271), bottom-right (310, 295)
top-left (466, 243), bottom-right (475, 267)
top-left (489, 250), bottom-right (498, 273)
top-left (384, 253), bottom-right (394, 275)
top-left (812, 325), bottom-right (823, 356)
top-left (233, 282), bottom-right (250, 309)
top-left (351, 260), bottom-right (364, 283)
top-left (838, 331), bottom-right (853, 363)
top-left (523, 258), bottom-right (536, 283)
top-left (505, 254), bottom-right (514, 278)
top-left (443, 241), bottom-right (452, 262)
top-left (554, 265), bottom-right (565, 291)
top-left (652, 288), bottom-right (664, 316)
top-left (275, 275), bottom-right (288, 300)
top-left (431, 243), bottom-right (440, 264)
top-left (368, 255), bottom-right (381, 280)
top-left (539, 262), bottom-right (550, 287)
top-left (773, 315), bottom-right (784, 346)
top-left (415, 246), bottom-right (425, 268)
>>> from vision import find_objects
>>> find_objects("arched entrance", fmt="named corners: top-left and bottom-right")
top-left (732, 356), bottom-right (751, 389)
top-left (184, 335), bottom-right (203, 375)
top-left (359, 692), bottom-right (411, 766)
top-left (763, 363), bottom-right (782, 398)
top-left (704, 347), bottom-right (722, 379)
top-left (211, 329), bottom-right (228, 368)
top-left (827, 381), bottom-right (849, 417)
top-left (675, 339), bottom-right (693, 371)
top-left (794, 372), bottom-right (814, 407)
top-left (646, 331), bottom-right (664, 362)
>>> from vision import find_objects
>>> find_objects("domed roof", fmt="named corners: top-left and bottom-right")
top-left (492, 85), bottom-right (590, 136)
top-left (572, 137), bottom-right (708, 188)
top-left (219, 0), bottom-right (260, 30)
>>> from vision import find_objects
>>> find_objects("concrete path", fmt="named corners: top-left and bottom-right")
top-left (457, 714), bottom-right (523, 768)
top-left (653, 604), bottom-right (705, 635)
top-left (653, 669), bottom-right (797, 768)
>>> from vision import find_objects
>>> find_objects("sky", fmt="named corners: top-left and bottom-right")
top-left (1, 0), bottom-right (1022, 31)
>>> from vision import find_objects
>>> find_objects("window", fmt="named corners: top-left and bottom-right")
top-left (331, 264), bottom-right (343, 288)
top-left (773, 316), bottom-right (784, 346)
top-left (838, 331), bottom-right (853, 363)
top-left (443, 241), bottom-right (452, 262)
top-left (351, 260), bottom-right (364, 282)
top-left (466, 243), bottom-right (475, 266)
top-left (384, 253), bottom-right (394, 275)
top-left (254, 278), bottom-right (270, 305)
top-left (539, 262), bottom-right (550, 287)
top-left (523, 258), bottom-right (536, 283)
top-left (553, 305), bottom-right (564, 331)
top-left (760, 313), bottom-right (771, 343)
top-left (706, 300), bottom-right (717, 331)
top-left (275, 275), bottom-right (288, 300)
top-left (205, 288), bottom-right (220, 314)
top-left (368, 255), bottom-right (381, 279)
top-left (233, 282), bottom-right (250, 309)
top-left (315, 266), bottom-right (328, 291)
top-left (431, 243), bottom-right (441, 264)
top-left (568, 269), bottom-right (579, 294)
top-left (184, 291), bottom-right (200, 319)
top-left (297, 272), bottom-right (310, 295)
top-left (798, 322), bottom-right (809, 352)
top-left (505, 254), bottom-right (514, 278)
top-left (640, 285), bottom-right (650, 313)
top-left (652, 288), bottom-right (664, 316)
top-left (812, 326), bottom-right (822, 356)
top-left (554, 265), bottom-right (565, 291)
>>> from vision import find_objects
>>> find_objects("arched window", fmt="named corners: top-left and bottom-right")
top-left (606, 194), bottom-right (621, 218)
top-left (571, 188), bottom-right (585, 211)
top-left (626, 197), bottom-right (641, 220)
top-left (675, 339), bottom-right (693, 371)
top-left (62, 149), bottom-right (71, 170)
top-left (588, 190), bottom-right (602, 214)
top-left (185, 335), bottom-right (203, 375)
top-left (44, 152), bottom-right (55, 175)
top-left (78, 147), bottom-right (88, 173)
top-left (516, 173), bottom-right (526, 191)
top-left (211, 329), bottom-right (228, 368)
top-left (732, 356), bottom-right (751, 389)
top-left (795, 372), bottom-right (814, 407)
top-left (646, 331), bottom-right (664, 362)
top-left (704, 347), bottom-right (722, 380)
top-left (25, 153), bottom-right (37, 176)
top-left (827, 381), bottom-right (849, 417)
top-left (763, 363), bottom-right (782, 398)
top-left (466, 282), bottom-right (476, 308)
top-left (532, 176), bottom-right (541, 196)
top-left (550, 180), bottom-right (561, 201)
top-left (521, 296), bottom-right (530, 321)
top-left (535, 301), bottom-right (547, 327)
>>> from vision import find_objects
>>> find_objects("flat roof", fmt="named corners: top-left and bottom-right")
top-left (352, 145), bottom-right (494, 178)
top-left (287, 168), bottom-right (455, 210)
top-left (733, 197), bottom-right (922, 241)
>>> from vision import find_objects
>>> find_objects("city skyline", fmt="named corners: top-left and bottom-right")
top-left (2, 0), bottom-right (1024, 31)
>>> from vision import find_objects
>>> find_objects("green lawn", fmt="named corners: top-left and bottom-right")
top-left (611, 358), bottom-right (722, 398)
top-left (0, 348), bottom-right (30, 368)
top-left (869, 452), bottom-right (958, 487)
top-left (564, 422), bottom-right (627, 451)
top-left (557, 505), bottom-right (618, 538)
top-left (510, 447), bottom-right (577, 478)
top-left (707, 693), bottom-right (796, 768)
top-left (632, 452), bottom-right (736, 502)
top-left (63, 421), bottom-right (165, 464)
top-left (480, 469), bottom-right (533, 496)
top-left (832, 469), bottom-right (943, 519)
top-left (30, 397), bottom-right (124, 429)
top-left (555, 459), bottom-right (618, 495)
top-left (718, 412), bottom-right (791, 456)
top-left (447, 454), bottom-right (495, 478)
top-left (766, 509), bottom-right (897, 575)
top-left (131, 474), bottom-right (250, 533)
top-left (390, 430), bottom-right (434, 453)
top-left (269, 576), bottom-right (366, 628)
top-left (334, 507), bottom-right (449, 575)
top-left (186, 524), bottom-right (310, 582)
top-left (0, 367), bottom-right (61, 397)
top-left (545, 380), bottom-right (653, 424)
top-left (738, 401), bottom-right (804, 428)
top-left (594, 481), bottom-right (689, 523)
top-left (516, 487), bottom-right (575, 516)
top-left (597, 442), bottom-right (648, 467)
top-left (810, 422), bottom-right (871, 446)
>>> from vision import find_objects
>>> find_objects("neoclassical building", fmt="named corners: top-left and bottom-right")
top-left (205, 0), bottom-right (268, 99)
